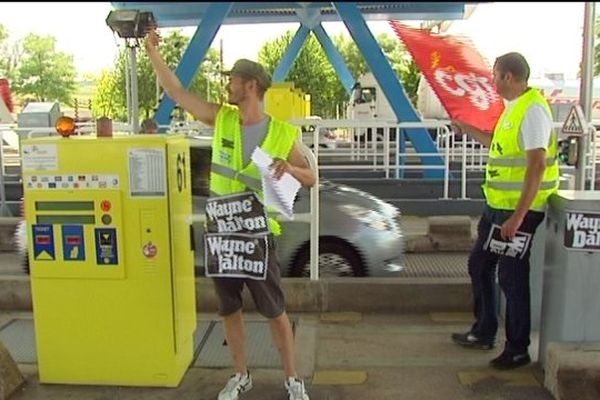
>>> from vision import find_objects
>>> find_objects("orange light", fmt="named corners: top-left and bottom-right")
top-left (56, 116), bottom-right (76, 137)
top-left (100, 200), bottom-right (111, 212)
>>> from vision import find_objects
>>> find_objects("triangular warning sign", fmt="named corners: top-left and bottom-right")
top-left (561, 105), bottom-right (586, 135)
top-left (35, 250), bottom-right (55, 261)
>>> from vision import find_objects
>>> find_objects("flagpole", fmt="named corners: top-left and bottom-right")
top-left (576, 2), bottom-right (595, 190)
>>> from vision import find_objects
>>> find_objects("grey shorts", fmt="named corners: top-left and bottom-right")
top-left (212, 236), bottom-right (285, 319)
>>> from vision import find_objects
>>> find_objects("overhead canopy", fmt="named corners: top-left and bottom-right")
top-left (108, 1), bottom-right (474, 178)
top-left (110, 2), bottom-right (469, 27)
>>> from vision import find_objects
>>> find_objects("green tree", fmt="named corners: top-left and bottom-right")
top-left (12, 34), bottom-right (76, 103)
top-left (333, 33), bottom-right (420, 108)
top-left (93, 30), bottom-right (222, 121)
top-left (91, 69), bottom-right (125, 120)
top-left (0, 24), bottom-right (22, 81)
top-left (0, 24), bottom-right (7, 76)
top-left (595, 15), bottom-right (600, 76)
top-left (258, 31), bottom-right (337, 117)
top-left (258, 31), bottom-right (419, 117)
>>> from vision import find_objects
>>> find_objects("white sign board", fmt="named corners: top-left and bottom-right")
top-left (561, 104), bottom-right (587, 135)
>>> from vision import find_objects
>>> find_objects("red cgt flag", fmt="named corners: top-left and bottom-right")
top-left (390, 21), bottom-right (504, 133)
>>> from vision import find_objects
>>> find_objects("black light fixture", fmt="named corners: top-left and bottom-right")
top-left (106, 9), bottom-right (156, 39)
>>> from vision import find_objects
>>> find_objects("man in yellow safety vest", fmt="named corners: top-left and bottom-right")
top-left (146, 29), bottom-right (315, 400)
top-left (450, 52), bottom-right (559, 370)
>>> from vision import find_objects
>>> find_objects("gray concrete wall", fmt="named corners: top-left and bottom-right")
top-left (0, 276), bottom-right (471, 313)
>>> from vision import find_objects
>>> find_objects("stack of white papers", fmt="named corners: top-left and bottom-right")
top-left (251, 147), bottom-right (301, 220)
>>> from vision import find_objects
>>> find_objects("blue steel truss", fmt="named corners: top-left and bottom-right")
top-left (111, 2), bottom-right (468, 178)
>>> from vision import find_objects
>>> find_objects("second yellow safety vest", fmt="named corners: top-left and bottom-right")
top-left (483, 88), bottom-right (559, 211)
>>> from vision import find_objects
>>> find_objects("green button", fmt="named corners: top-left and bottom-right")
top-left (101, 214), bottom-right (112, 225)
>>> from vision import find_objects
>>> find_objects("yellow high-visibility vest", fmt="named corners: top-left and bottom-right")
top-left (209, 105), bottom-right (299, 235)
top-left (483, 88), bottom-right (559, 211)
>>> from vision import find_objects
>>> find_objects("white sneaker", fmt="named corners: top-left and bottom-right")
top-left (285, 377), bottom-right (310, 400)
top-left (217, 372), bottom-right (253, 400)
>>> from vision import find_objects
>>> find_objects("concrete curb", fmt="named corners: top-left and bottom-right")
top-left (0, 276), bottom-right (471, 313)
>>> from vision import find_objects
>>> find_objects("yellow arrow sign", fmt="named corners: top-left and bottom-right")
top-left (35, 250), bottom-right (55, 261)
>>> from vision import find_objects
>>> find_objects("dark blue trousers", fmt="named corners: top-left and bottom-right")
top-left (468, 205), bottom-right (544, 354)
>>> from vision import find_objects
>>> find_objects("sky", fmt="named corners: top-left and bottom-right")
top-left (0, 2), bottom-right (589, 80)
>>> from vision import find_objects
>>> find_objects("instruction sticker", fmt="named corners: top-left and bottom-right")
top-left (95, 228), bottom-right (118, 265)
top-left (32, 224), bottom-right (55, 261)
top-left (62, 225), bottom-right (85, 261)
top-left (128, 148), bottom-right (166, 197)
top-left (21, 144), bottom-right (58, 171)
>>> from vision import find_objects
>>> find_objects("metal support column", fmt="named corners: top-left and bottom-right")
top-left (312, 24), bottom-right (355, 95)
top-left (128, 45), bottom-right (139, 134)
top-left (576, 2), bottom-right (595, 190)
top-left (272, 25), bottom-right (310, 82)
top-left (333, 1), bottom-right (445, 178)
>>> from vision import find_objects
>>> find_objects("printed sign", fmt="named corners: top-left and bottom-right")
top-left (204, 233), bottom-right (268, 280)
top-left (21, 144), bottom-right (58, 171)
top-left (561, 105), bottom-right (587, 135)
top-left (483, 223), bottom-right (532, 259)
top-left (128, 148), bottom-right (166, 197)
top-left (24, 174), bottom-right (120, 190)
top-left (32, 224), bottom-right (55, 261)
top-left (205, 192), bottom-right (269, 234)
top-left (564, 211), bottom-right (600, 251)
top-left (62, 225), bottom-right (85, 261)
top-left (95, 228), bottom-right (118, 265)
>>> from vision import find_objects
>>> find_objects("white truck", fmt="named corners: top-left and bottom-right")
top-left (347, 72), bottom-right (444, 141)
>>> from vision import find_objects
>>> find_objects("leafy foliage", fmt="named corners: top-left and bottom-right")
top-left (259, 30), bottom-right (420, 117)
top-left (595, 15), bottom-right (600, 77)
top-left (11, 34), bottom-right (76, 104)
top-left (92, 30), bottom-right (223, 121)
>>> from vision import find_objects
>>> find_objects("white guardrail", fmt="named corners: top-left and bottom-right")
top-left (1, 119), bottom-right (600, 218)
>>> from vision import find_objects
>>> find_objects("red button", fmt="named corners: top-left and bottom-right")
top-left (101, 200), bottom-right (111, 212)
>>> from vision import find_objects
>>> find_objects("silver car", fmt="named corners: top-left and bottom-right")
top-left (190, 136), bottom-right (404, 277)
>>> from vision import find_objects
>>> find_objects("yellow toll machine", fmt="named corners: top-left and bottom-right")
top-left (21, 134), bottom-right (196, 387)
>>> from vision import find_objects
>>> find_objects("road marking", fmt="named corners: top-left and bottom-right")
top-left (458, 371), bottom-right (540, 387)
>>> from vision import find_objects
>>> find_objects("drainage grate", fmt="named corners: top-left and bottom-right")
top-left (193, 320), bottom-right (295, 368)
top-left (399, 252), bottom-right (469, 278)
top-left (0, 319), bottom-right (36, 363)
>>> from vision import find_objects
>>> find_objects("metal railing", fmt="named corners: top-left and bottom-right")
top-left (2, 118), bottom-right (600, 217)
top-left (289, 118), bottom-right (600, 198)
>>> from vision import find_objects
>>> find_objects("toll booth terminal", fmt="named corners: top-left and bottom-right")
top-left (22, 133), bottom-right (196, 386)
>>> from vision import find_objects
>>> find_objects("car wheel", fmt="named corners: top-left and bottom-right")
top-left (289, 239), bottom-right (367, 277)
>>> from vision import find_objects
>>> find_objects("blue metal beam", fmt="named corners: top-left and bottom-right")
top-left (312, 24), bottom-right (354, 95)
top-left (111, 2), bottom-right (467, 27)
top-left (335, 2), bottom-right (446, 179)
top-left (154, 3), bottom-right (232, 127)
top-left (272, 25), bottom-right (310, 82)
top-left (333, 1), bottom-right (445, 178)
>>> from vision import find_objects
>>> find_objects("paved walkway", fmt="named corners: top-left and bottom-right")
top-left (2, 311), bottom-right (553, 400)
